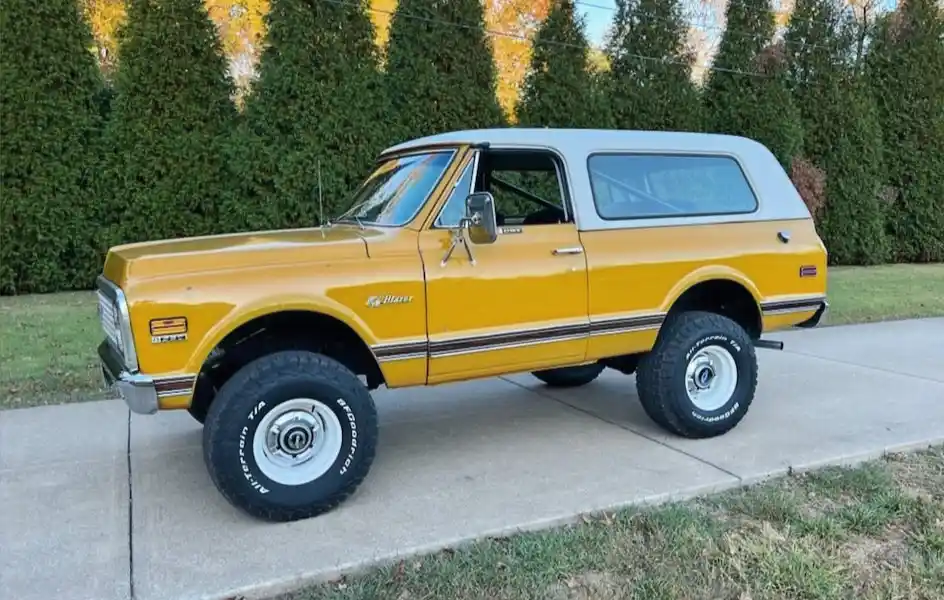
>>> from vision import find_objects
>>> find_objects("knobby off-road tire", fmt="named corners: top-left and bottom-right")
top-left (636, 311), bottom-right (757, 439)
top-left (531, 363), bottom-right (605, 388)
top-left (202, 350), bottom-right (378, 522)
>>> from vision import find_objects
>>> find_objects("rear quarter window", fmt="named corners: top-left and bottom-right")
top-left (586, 153), bottom-right (759, 220)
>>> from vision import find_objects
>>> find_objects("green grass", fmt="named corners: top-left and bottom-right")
top-left (1, 263), bottom-right (943, 410)
top-left (0, 291), bottom-right (108, 409)
top-left (824, 263), bottom-right (944, 325)
top-left (273, 446), bottom-right (944, 600)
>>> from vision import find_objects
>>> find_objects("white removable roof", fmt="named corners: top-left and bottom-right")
top-left (381, 128), bottom-right (813, 232)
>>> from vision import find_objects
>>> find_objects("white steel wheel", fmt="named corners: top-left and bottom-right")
top-left (252, 398), bottom-right (343, 486)
top-left (684, 344), bottom-right (738, 412)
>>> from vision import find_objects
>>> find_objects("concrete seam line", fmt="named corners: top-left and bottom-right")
top-left (126, 409), bottom-right (135, 600)
top-left (497, 375), bottom-right (744, 482)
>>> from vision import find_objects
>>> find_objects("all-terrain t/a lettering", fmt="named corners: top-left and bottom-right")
top-left (337, 398), bottom-right (358, 476)
top-left (238, 424), bottom-right (269, 494)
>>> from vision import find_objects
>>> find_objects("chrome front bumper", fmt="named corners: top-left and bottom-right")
top-left (99, 341), bottom-right (159, 415)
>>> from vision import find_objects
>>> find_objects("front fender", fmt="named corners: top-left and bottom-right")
top-left (182, 295), bottom-right (379, 375)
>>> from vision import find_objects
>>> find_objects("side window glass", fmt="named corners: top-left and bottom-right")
top-left (483, 151), bottom-right (571, 226)
top-left (587, 154), bottom-right (758, 220)
top-left (434, 158), bottom-right (474, 228)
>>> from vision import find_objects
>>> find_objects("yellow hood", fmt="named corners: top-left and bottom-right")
top-left (103, 226), bottom-right (369, 286)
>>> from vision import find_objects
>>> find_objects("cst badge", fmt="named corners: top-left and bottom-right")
top-left (366, 295), bottom-right (412, 308)
top-left (149, 316), bottom-right (188, 344)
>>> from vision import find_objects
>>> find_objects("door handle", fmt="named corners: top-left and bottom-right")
top-left (553, 247), bottom-right (584, 255)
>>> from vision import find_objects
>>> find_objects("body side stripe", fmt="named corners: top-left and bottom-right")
top-left (371, 312), bottom-right (667, 361)
top-left (760, 294), bottom-right (827, 314)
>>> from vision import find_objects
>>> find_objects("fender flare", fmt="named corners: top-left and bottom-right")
top-left (660, 265), bottom-right (764, 318)
top-left (182, 295), bottom-right (380, 375)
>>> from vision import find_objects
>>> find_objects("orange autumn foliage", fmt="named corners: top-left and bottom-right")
top-left (82, 0), bottom-right (554, 116)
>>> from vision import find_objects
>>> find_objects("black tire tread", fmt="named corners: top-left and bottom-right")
top-left (202, 350), bottom-right (377, 522)
top-left (636, 311), bottom-right (757, 439)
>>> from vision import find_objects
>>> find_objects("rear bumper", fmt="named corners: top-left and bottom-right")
top-left (99, 341), bottom-right (159, 415)
top-left (794, 300), bottom-right (829, 329)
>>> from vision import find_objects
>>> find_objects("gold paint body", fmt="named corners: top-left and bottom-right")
top-left (99, 143), bottom-right (827, 410)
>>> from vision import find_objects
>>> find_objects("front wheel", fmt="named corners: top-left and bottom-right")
top-left (635, 311), bottom-right (757, 439)
top-left (187, 402), bottom-right (208, 425)
top-left (202, 350), bottom-right (378, 522)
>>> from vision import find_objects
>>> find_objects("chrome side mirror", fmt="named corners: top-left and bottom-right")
top-left (465, 192), bottom-right (498, 245)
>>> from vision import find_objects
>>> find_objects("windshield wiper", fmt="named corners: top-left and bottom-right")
top-left (335, 215), bottom-right (366, 229)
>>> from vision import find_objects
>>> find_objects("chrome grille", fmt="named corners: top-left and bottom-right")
top-left (97, 290), bottom-right (122, 352)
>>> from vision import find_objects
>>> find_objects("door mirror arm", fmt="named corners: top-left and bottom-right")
top-left (441, 216), bottom-right (477, 266)
top-left (440, 192), bottom-right (499, 266)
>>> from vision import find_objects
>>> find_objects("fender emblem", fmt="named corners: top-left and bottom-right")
top-left (149, 317), bottom-right (188, 344)
top-left (366, 295), bottom-right (413, 308)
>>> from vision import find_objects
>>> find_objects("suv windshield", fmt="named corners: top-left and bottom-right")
top-left (335, 149), bottom-right (456, 227)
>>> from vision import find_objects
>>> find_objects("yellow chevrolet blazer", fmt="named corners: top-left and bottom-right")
top-left (96, 128), bottom-right (828, 521)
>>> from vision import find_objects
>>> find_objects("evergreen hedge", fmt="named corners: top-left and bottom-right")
top-left (703, 0), bottom-right (803, 169)
top-left (865, 0), bottom-right (944, 262)
top-left (1, 0), bottom-right (942, 295)
top-left (225, 0), bottom-right (388, 232)
top-left (785, 0), bottom-right (888, 265)
top-left (515, 0), bottom-right (610, 129)
top-left (0, 0), bottom-right (107, 294)
top-left (604, 0), bottom-right (703, 132)
top-left (385, 0), bottom-right (506, 143)
top-left (97, 0), bottom-right (238, 248)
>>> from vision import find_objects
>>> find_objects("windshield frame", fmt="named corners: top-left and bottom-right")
top-left (334, 146), bottom-right (460, 228)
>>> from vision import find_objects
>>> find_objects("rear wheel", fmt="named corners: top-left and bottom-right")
top-left (635, 311), bottom-right (757, 438)
top-left (202, 350), bottom-right (378, 522)
top-left (531, 363), bottom-right (605, 388)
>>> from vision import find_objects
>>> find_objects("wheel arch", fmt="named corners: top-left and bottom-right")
top-left (187, 302), bottom-right (386, 420)
top-left (661, 268), bottom-right (764, 339)
top-left (185, 298), bottom-right (380, 374)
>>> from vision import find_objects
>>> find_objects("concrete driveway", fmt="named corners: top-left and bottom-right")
top-left (2, 318), bottom-right (943, 600)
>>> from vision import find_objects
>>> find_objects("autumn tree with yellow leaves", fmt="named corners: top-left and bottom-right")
top-left (82, 0), bottom-right (555, 116)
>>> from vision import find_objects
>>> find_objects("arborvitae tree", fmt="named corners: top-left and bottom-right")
top-left (385, 0), bottom-right (506, 143)
top-left (0, 0), bottom-right (107, 293)
top-left (515, 0), bottom-right (611, 128)
top-left (785, 0), bottom-right (888, 265)
top-left (99, 0), bottom-right (237, 246)
top-left (865, 0), bottom-right (944, 262)
top-left (227, 0), bottom-right (388, 231)
top-left (604, 0), bottom-right (702, 132)
top-left (703, 0), bottom-right (803, 169)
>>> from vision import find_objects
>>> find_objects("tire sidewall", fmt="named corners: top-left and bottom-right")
top-left (673, 328), bottom-right (754, 431)
top-left (213, 372), bottom-right (371, 510)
